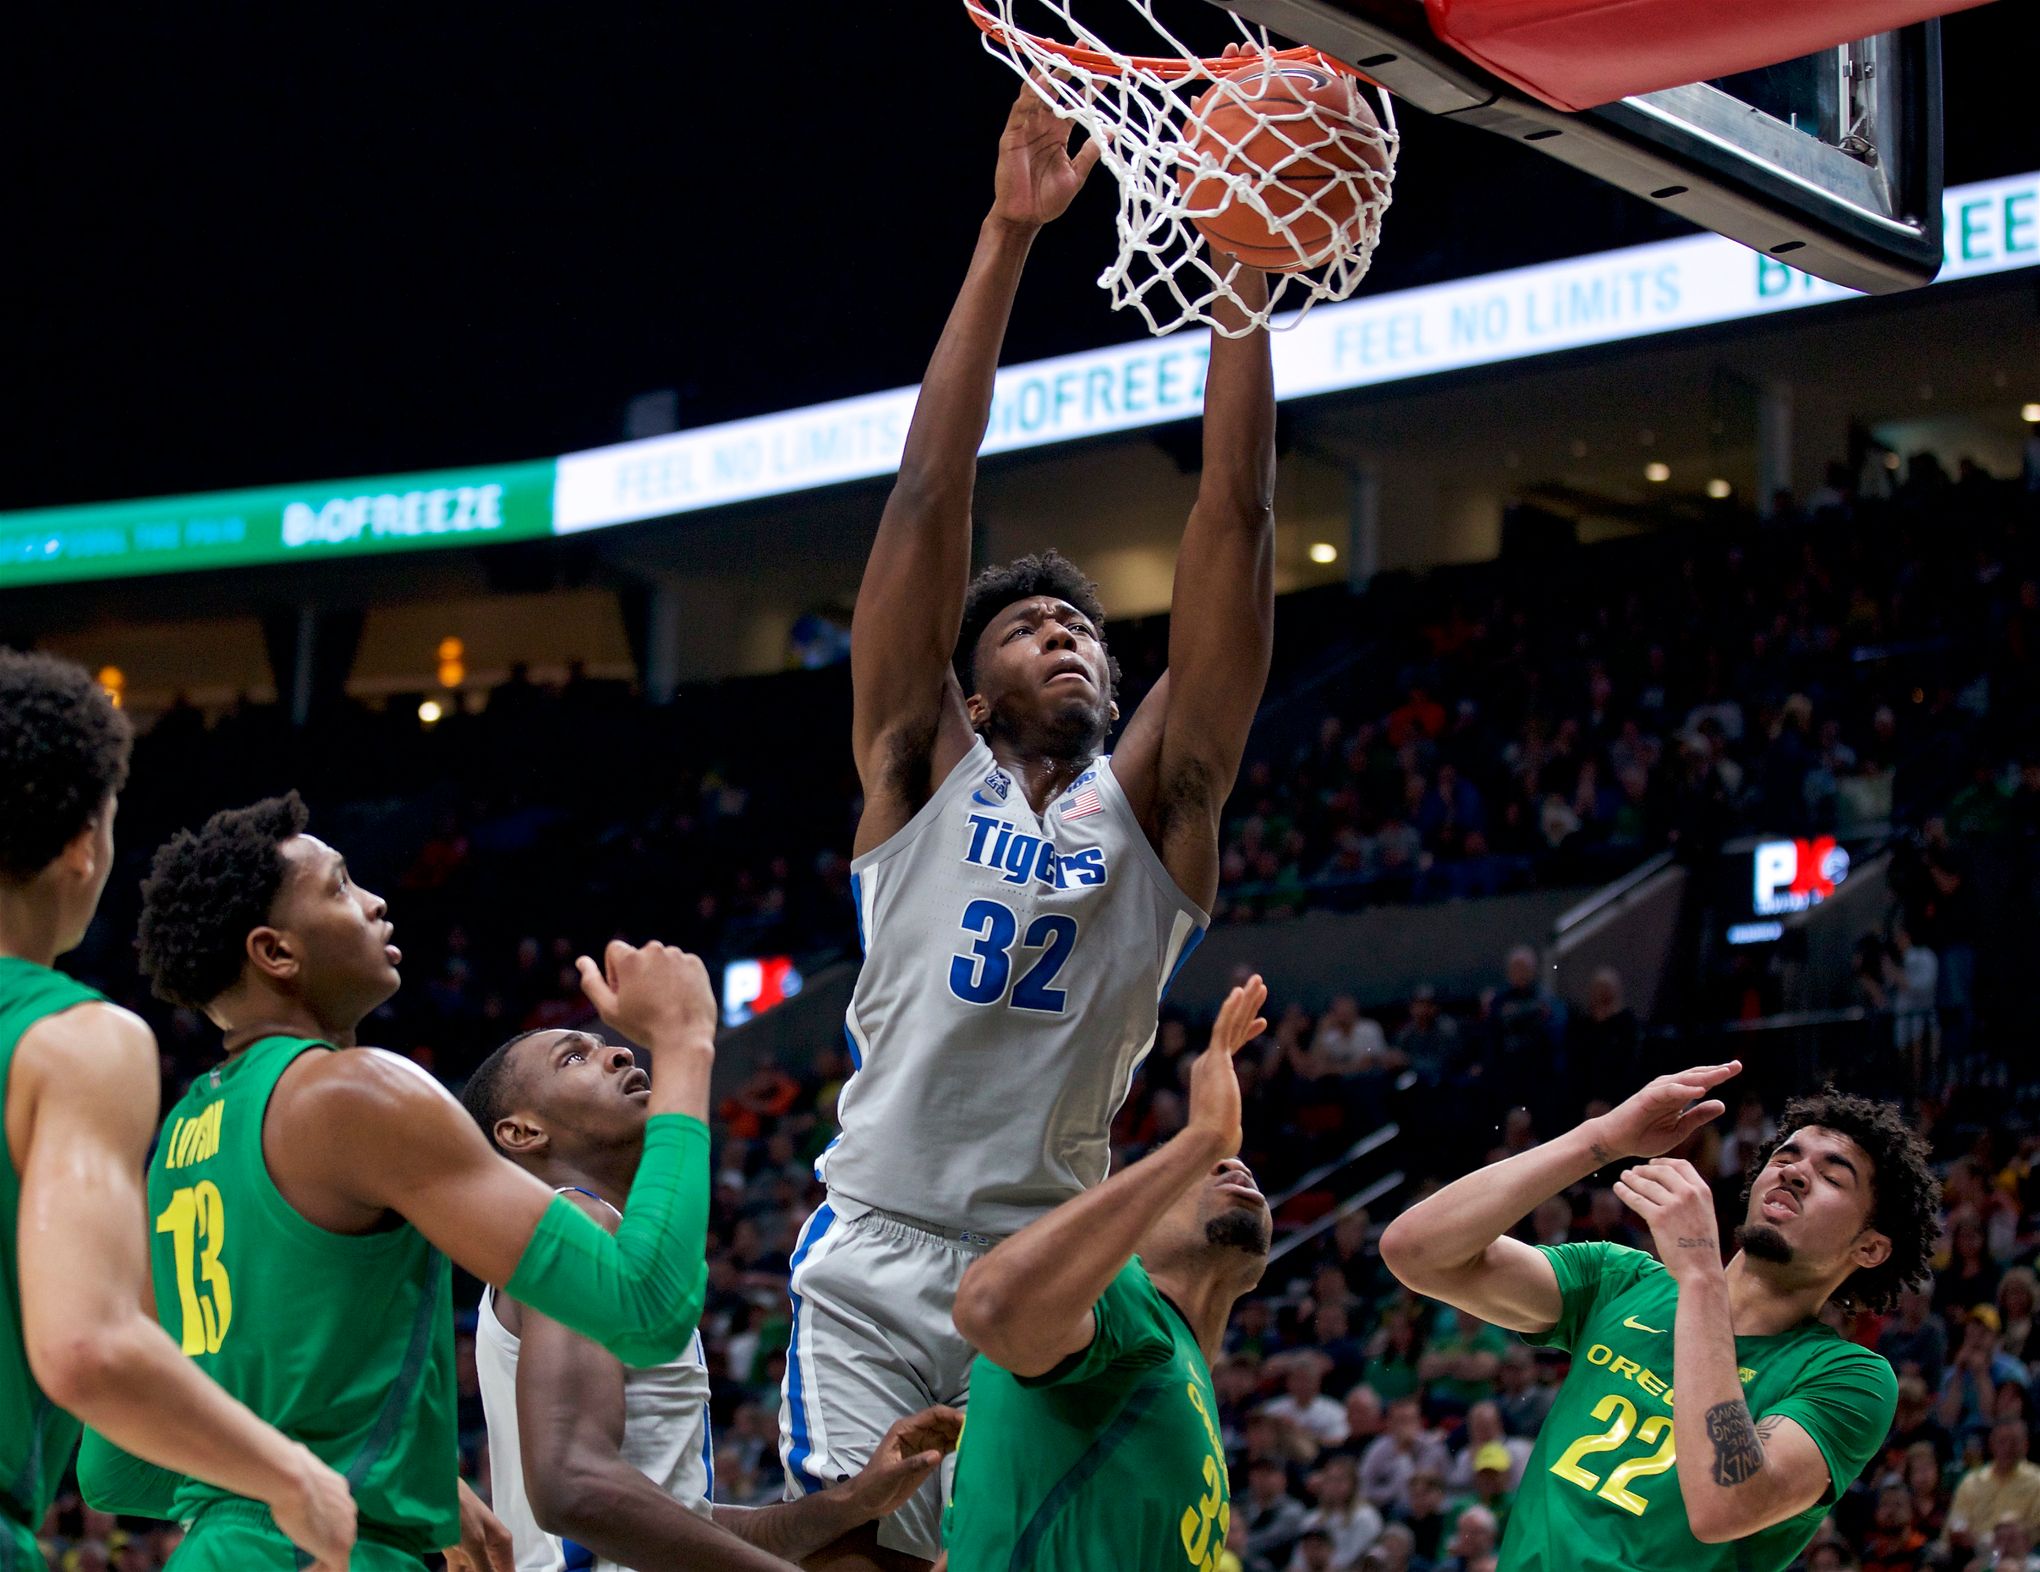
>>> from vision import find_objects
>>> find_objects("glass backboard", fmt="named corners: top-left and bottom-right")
top-left (1220, 0), bottom-right (1945, 293)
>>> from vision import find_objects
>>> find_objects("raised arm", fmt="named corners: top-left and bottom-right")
top-left (1379, 1064), bottom-right (1739, 1332)
top-left (1114, 269), bottom-right (1277, 909)
top-left (274, 942), bottom-right (717, 1367)
top-left (850, 79), bottom-right (1099, 848)
top-left (510, 1196), bottom-right (798, 1572)
top-left (16, 1005), bottom-right (356, 1569)
top-left (953, 979), bottom-right (1267, 1375)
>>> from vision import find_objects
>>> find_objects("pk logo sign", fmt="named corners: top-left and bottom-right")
top-left (1752, 837), bottom-right (1850, 917)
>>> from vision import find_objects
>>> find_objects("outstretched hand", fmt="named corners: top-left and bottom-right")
top-left (836, 1405), bottom-right (966, 1520)
top-left (1589, 1062), bottom-right (1740, 1161)
top-left (991, 72), bottom-right (1101, 230)
top-left (1187, 975), bottom-right (1268, 1156)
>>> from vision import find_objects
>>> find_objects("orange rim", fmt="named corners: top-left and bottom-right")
top-left (962, 0), bottom-right (1367, 84)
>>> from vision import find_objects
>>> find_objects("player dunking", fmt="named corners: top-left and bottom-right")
top-left (779, 77), bottom-right (1277, 1569)
top-left (1382, 1064), bottom-right (1940, 1572)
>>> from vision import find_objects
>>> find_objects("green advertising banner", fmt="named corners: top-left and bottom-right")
top-left (0, 460), bottom-right (558, 588)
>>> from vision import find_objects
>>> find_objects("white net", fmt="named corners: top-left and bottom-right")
top-left (967, 0), bottom-right (1399, 337)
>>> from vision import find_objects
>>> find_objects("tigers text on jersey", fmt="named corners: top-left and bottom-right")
top-left (819, 736), bottom-right (1207, 1236)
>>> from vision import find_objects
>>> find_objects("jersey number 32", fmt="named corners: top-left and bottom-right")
top-left (948, 900), bottom-right (1079, 1013)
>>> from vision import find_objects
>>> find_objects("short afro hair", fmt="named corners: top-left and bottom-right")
top-left (459, 1029), bottom-right (548, 1155)
top-left (1741, 1088), bottom-right (1941, 1315)
top-left (953, 549), bottom-right (1120, 700)
top-left (0, 651), bottom-right (132, 882)
top-left (138, 792), bottom-right (310, 1011)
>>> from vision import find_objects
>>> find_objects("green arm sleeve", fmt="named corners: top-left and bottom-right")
top-left (77, 1428), bottom-right (185, 1520)
top-left (505, 1112), bottom-right (711, 1367)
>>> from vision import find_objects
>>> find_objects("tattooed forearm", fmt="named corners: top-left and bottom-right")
top-left (1705, 1402), bottom-right (1766, 1486)
top-left (1677, 1237), bottom-right (1717, 1251)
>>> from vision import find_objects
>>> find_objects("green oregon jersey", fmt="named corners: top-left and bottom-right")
top-left (0, 958), bottom-right (105, 1567)
top-left (146, 1035), bottom-right (459, 1557)
top-left (1506, 1242), bottom-right (1897, 1572)
top-left (944, 1257), bottom-right (1231, 1572)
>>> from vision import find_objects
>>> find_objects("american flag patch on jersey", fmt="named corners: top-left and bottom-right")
top-left (1060, 783), bottom-right (1103, 820)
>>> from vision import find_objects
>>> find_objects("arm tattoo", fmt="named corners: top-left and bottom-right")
top-left (1705, 1402), bottom-right (1767, 1486)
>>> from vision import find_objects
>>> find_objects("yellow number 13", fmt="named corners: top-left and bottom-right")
top-left (156, 1181), bottom-right (233, 1355)
top-left (1549, 1393), bottom-right (1677, 1515)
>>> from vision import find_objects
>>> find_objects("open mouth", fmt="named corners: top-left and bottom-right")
top-left (1761, 1188), bottom-right (1798, 1221)
top-left (1046, 669), bottom-right (1092, 688)
top-left (621, 1067), bottom-right (651, 1097)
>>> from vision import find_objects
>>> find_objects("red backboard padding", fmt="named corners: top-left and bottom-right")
top-left (1424, 0), bottom-right (1990, 112)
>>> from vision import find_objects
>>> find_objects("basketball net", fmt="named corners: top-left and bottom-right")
top-left (965, 0), bottom-right (1399, 337)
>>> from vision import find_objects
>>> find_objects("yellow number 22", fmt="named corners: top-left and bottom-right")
top-left (1549, 1393), bottom-right (1678, 1515)
top-left (156, 1181), bottom-right (233, 1355)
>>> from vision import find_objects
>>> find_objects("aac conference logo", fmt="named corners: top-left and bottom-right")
top-left (1752, 836), bottom-right (1850, 917)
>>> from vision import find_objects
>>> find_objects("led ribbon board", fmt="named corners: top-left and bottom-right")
top-left (4, 172), bottom-right (2033, 586)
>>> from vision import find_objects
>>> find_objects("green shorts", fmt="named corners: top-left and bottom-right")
top-left (168, 1500), bottom-right (430, 1571)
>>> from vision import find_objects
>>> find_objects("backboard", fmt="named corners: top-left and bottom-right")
top-left (1218, 0), bottom-right (1946, 293)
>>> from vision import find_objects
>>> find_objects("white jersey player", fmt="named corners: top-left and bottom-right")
top-left (460, 1025), bottom-right (961, 1572)
top-left (781, 78), bottom-right (1278, 1569)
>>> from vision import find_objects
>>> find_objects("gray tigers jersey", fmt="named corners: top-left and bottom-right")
top-left (818, 735), bottom-right (1208, 1236)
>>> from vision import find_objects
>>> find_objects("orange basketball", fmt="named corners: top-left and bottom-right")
top-left (1177, 60), bottom-right (1388, 272)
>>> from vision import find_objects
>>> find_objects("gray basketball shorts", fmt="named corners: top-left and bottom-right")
top-left (778, 1194), bottom-right (993, 1561)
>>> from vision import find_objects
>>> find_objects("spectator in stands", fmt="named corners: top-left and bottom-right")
top-left (1492, 1348), bottom-right (1554, 1439)
top-left (1969, 1515), bottom-right (2040, 1572)
top-left (1287, 1525), bottom-right (1339, 1572)
top-left (1998, 1270), bottom-right (2039, 1366)
top-left (1314, 995), bottom-right (1389, 1077)
top-left (1264, 1353), bottom-right (1352, 1449)
top-left (1567, 967), bottom-right (1640, 1105)
top-left (1300, 1454), bottom-right (1383, 1570)
top-left (1395, 1470), bottom-right (1452, 1566)
top-left (1312, 1299), bottom-right (1370, 1396)
top-left (1362, 1310), bottom-right (1426, 1406)
top-left (1415, 1309), bottom-right (1508, 1420)
top-left (1434, 1503), bottom-right (1498, 1572)
top-left (1344, 1385), bottom-right (1387, 1459)
top-left (1908, 1440), bottom-right (1953, 1545)
top-left (1937, 1219), bottom-right (2005, 1318)
top-left (1445, 1403), bottom-right (1529, 1492)
top-left (1941, 1418), bottom-right (2040, 1563)
top-left (1886, 1374), bottom-right (1957, 1472)
top-left (1860, 1480), bottom-right (1930, 1572)
top-left (1485, 946), bottom-right (1558, 1111)
top-left (1394, 985), bottom-right (1460, 1090)
top-left (1244, 1457), bottom-right (1311, 1566)
top-left (1359, 1398), bottom-right (1450, 1516)
top-left (1360, 1521), bottom-right (1416, 1572)
top-left (1449, 1447), bottom-right (1515, 1539)
top-left (1940, 1311), bottom-right (2025, 1444)
top-left (1884, 1284), bottom-right (1953, 1389)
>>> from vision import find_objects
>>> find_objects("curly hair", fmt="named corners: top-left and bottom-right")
top-left (138, 792), bottom-right (309, 1011)
top-left (0, 651), bottom-right (132, 882)
top-left (952, 549), bottom-right (1120, 700)
top-left (1741, 1088), bottom-right (1941, 1314)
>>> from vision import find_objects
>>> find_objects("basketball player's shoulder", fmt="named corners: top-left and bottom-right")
top-left (270, 1042), bottom-right (459, 1133)
top-left (16, 997), bottom-right (151, 1071)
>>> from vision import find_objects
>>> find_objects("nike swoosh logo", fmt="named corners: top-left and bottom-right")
top-left (1623, 1315), bottom-right (1667, 1334)
top-left (971, 790), bottom-right (1000, 807)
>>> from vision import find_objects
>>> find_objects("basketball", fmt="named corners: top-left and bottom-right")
top-left (1176, 60), bottom-right (1389, 272)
